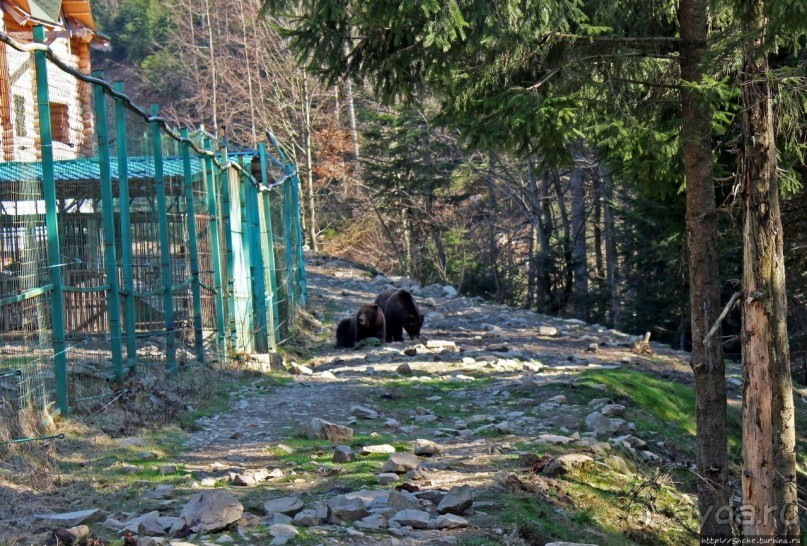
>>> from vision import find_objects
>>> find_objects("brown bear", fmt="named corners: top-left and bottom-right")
top-left (335, 303), bottom-right (386, 348)
top-left (374, 289), bottom-right (423, 342)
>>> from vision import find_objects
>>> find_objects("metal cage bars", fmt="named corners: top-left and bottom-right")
top-left (0, 27), bottom-right (306, 417)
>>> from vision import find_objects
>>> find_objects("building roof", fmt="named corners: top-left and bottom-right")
top-left (0, 156), bottom-right (205, 199)
top-left (4, 0), bottom-right (102, 37)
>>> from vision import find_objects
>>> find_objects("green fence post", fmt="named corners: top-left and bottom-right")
top-left (203, 137), bottom-right (227, 362)
top-left (219, 146), bottom-right (238, 350)
top-left (181, 129), bottom-right (205, 363)
top-left (282, 175), bottom-right (295, 318)
top-left (114, 82), bottom-right (137, 373)
top-left (150, 104), bottom-right (177, 374)
top-left (244, 161), bottom-right (268, 353)
top-left (33, 26), bottom-right (69, 415)
top-left (258, 143), bottom-right (280, 348)
top-left (237, 166), bottom-right (255, 350)
top-left (92, 72), bottom-right (124, 383)
top-left (290, 172), bottom-right (308, 305)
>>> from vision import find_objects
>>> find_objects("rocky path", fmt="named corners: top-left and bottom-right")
top-left (37, 255), bottom-right (747, 546)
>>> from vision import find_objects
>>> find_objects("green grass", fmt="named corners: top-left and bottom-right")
top-left (577, 368), bottom-right (743, 450)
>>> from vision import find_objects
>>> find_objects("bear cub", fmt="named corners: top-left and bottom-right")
top-left (374, 289), bottom-right (424, 342)
top-left (335, 303), bottom-right (386, 348)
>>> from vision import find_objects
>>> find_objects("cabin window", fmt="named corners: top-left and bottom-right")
top-left (49, 102), bottom-right (69, 143)
top-left (13, 95), bottom-right (25, 137)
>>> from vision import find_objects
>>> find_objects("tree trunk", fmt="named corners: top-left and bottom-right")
top-left (203, 0), bottom-right (219, 133)
top-left (679, 0), bottom-right (731, 537)
top-left (570, 143), bottom-right (588, 320)
top-left (553, 168), bottom-right (573, 313)
top-left (345, 77), bottom-right (360, 163)
top-left (740, 0), bottom-right (799, 536)
top-left (302, 72), bottom-right (318, 252)
top-left (600, 163), bottom-right (621, 329)
top-left (402, 206), bottom-right (414, 277)
top-left (592, 177), bottom-right (604, 282)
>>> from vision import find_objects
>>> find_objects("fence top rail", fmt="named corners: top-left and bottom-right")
top-left (0, 28), bottom-right (297, 192)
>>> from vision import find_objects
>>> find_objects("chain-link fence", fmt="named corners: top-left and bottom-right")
top-left (0, 27), bottom-right (306, 440)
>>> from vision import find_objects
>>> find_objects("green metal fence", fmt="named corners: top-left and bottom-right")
top-left (0, 27), bottom-right (306, 434)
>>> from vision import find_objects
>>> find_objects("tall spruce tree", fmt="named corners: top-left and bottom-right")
top-left (261, 0), bottom-right (801, 536)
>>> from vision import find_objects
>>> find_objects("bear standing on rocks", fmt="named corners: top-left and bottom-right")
top-left (335, 303), bottom-right (386, 348)
top-left (374, 289), bottom-right (424, 342)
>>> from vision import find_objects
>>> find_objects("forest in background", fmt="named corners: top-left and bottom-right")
top-left (91, 0), bottom-right (806, 364)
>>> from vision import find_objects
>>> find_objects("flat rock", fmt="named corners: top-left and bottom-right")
top-left (435, 514), bottom-right (469, 529)
top-left (264, 497), bottom-right (304, 517)
top-left (543, 454), bottom-right (594, 477)
top-left (351, 405), bottom-right (379, 420)
top-left (303, 418), bottom-right (353, 442)
top-left (361, 444), bottom-right (396, 455)
top-left (119, 511), bottom-right (161, 534)
top-left (33, 508), bottom-right (107, 528)
top-left (413, 439), bottom-right (444, 456)
top-left (437, 485), bottom-right (473, 515)
top-left (377, 473), bottom-right (400, 485)
top-left (179, 491), bottom-right (243, 534)
top-left (389, 509), bottom-right (431, 529)
top-left (538, 325), bottom-right (558, 336)
top-left (382, 453), bottom-right (421, 473)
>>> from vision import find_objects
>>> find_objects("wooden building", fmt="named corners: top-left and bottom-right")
top-left (0, 0), bottom-right (108, 161)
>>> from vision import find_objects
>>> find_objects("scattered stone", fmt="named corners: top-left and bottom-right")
top-left (269, 523), bottom-right (298, 546)
top-left (587, 343), bottom-right (599, 352)
top-left (585, 411), bottom-right (614, 436)
top-left (442, 285), bottom-right (458, 297)
top-left (333, 445), bottom-right (355, 463)
top-left (404, 348), bottom-right (418, 357)
top-left (605, 455), bottom-right (633, 475)
top-left (355, 513), bottom-right (387, 530)
top-left (136, 538), bottom-right (164, 546)
top-left (538, 325), bottom-right (558, 336)
top-left (388, 490), bottom-right (420, 511)
top-left (543, 454), bottom-right (594, 476)
top-left (264, 497), bottom-right (304, 517)
top-left (65, 525), bottom-right (90, 541)
top-left (361, 444), bottom-right (396, 455)
top-left (351, 405), bottom-right (379, 420)
top-left (397, 363), bottom-right (413, 375)
top-left (382, 453), bottom-right (421, 473)
top-left (414, 439), bottom-right (444, 456)
top-left (437, 485), bottom-right (473, 515)
top-left (327, 495), bottom-right (369, 523)
top-left (33, 509), bottom-right (107, 528)
top-left (293, 509), bottom-right (324, 527)
top-left (536, 434), bottom-right (574, 445)
top-left (179, 491), bottom-right (244, 534)
top-left (546, 394), bottom-right (566, 404)
top-left (303, 418), bottom-right (353, 442)
top-left (435, 514), bottom-right (469, 529)
top-left (426, 340), bottom-right (458, 350)
top-left (389, 509), bottom-right (431, 529)
top-left (159, 465), bottom-right (177, 475)
top-left (601, 404), bottom-right (626, 417)
top-left (495, 421), bottom-right (512, 434)
top-left (232, 468), bottom-right (272, 486)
